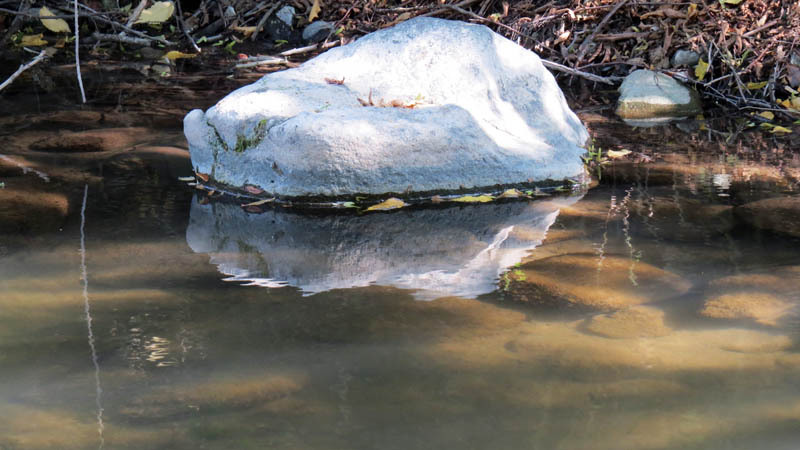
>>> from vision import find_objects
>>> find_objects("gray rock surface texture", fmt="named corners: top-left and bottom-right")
top-left (184, 17), bottom-right (589, 198)
top-left (616, 69), bottom-right (702, 120)
top-left (186, 195), bottom-right (580, 299)
top-left (671, 49), bottom-right (700, 67)
top-left (302, 20), bottom-right (334, 43)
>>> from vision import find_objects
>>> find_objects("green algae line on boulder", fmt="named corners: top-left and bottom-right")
top-left (616, 70), bottom-right (702, 122)
top-left (183, 17), bottom-right (589, 201)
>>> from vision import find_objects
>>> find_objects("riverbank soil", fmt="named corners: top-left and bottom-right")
top-left (1, 0), bottom-right (799, 117)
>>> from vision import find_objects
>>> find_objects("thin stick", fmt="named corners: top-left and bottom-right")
top-left (124, 0), bottom-right (148, 27)
top-left (278, 40), bottom-right (339, 56)
top-left (174, 0), bottom-right (201, 52)
top-left (252, 2), bottom-right (282, 42)
top-left (235, 58), bottom-right (287, 69)
top-left (574, 0), bottom-right (629, 66)
top-left (0, 49), bottom-right (47, 93)
top-left (540, 58), bottom-right (620, 85)
top-left (74, 0), bottom-right (86, 103)
top-left (60, 3), bottom-right (175, 45)
top-left (92, 31), bottom-right (155, 46)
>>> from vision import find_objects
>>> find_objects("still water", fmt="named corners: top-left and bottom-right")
top-left (1, 107), bottom-right (799, 449)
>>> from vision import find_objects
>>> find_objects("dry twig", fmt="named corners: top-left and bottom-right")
top-left (0, 49), bottom-right (47, 93)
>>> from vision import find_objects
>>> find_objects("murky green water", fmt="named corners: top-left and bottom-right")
top-left (1, 107), bottom-right (799, 449)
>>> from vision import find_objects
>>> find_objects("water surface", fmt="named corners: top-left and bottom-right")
top-left (1, 105), bottom-right (799, 449)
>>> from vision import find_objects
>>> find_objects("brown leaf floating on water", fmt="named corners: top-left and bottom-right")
top-left (195, 172), bottom-right (209, 182)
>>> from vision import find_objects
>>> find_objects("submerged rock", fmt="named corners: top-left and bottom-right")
top-left (701, 266), bottom-right (800, 326)
top-left (585, 306), bottom-right (672, 339)
top-left (701, 293), bottom-right (794, 326)
top-left (184, 17), bottom-right (589, 198)
top-left (506, 253), bottom-right (691, 310)
top-left (734, 196), bottom-right (800, 238)
top-left (29, 127), bottom-right (151, 153)
top-left (616, 70), bottom-right (702, 120)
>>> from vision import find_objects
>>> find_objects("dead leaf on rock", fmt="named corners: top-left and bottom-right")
top-left (21, 34), bottom-right (48, 46)
top-left (366, 197), bottom-right (407, 211)
top-left (325, 77), bottom-right (345, 85)
top-left (497, 189), bottom-right (524, 199)
top-left (165, 50), bottom-right (197, 61)
top-left (451, 195), bottom-right (494, 203)
top-left (39, 7), bottom-right (70, 33)
top-left (606, 149), bottom-right (632, 159)
top-left (135, 1), bottom-right (175, 24)
top-left (242, 198), bottom-right (275, 207)
top-left (308, 0), bottom-right (321, 22)
top-left (244, 185), bottom-right (264, 195)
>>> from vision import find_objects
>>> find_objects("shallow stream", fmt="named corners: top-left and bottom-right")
top-left (1, 91), bottom-right (799, 449)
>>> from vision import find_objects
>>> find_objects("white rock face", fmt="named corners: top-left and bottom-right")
top-left (616, 69), bottom-right (702, 120)
top-left (184, 17), bottom-right (589, 198)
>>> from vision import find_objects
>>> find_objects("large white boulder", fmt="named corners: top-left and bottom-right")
top-left (184, 17), bottom-right (589, 198)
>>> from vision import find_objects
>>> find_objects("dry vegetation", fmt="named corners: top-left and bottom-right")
top-left (1, 0), bottom-right (799, 116)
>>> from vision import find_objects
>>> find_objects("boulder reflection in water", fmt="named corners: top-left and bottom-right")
top-left (186, 195), bottom-right (582, 299)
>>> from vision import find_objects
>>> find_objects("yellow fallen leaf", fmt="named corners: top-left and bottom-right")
top-left (451, 195), bottom-right (494, 203)
top-left (21, 34), bottom-right (48, 46)
top-left (694, 59), bottom-right (709, 81)
top-left (135, 1), bottom-right (175, 24)
top-left (606, 149), bottom-right (632, 159)
top-left (40, 6), bottom-right (70, 33)
top-left (164, 50), bottom-right (197, 60)
top-left (366, 197), bottom-right (407, 211)
top-left (389, 12), bottom-right (412, 26)
top-left (497, 189), bottom-right (523, 199)
top-left (308, 0), bottom-right (321, 22)
top-left (758, 111), bottom-right (775, 120)
top-left (770, 126), bottom-right (792, 134)
top-left (242, 198), bottom-right (275, 207)
top-left (792, 96), bottom-right (800, 109)
top-left (779, 99), bottom-right (792, 108)
top-left (232, 26), bottom-right (256, 38)
top-left (746, 81), bottom-right (768, 90)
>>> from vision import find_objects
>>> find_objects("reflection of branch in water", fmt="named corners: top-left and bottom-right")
top-left (672, 169), bottom-right (688, 231)
top-left (594, 194), bottom-right (618, 283)
top-left (80, 184), bottom-right (104, 449)
top-left (0, 154), bottom-right (50, 182)
top-left (621, 187), bottom-right (640, 286)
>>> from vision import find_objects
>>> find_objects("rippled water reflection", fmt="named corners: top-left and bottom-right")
top-left (1, 111), bottom-right (799, 449)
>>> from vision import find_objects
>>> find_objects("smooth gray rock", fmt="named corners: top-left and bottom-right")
top-left (671, 49), bottom-right (700, 67)
top-left (184, 17), bottom-right (589, 198)
top-left (303, 20), bottom-right (334, 43)
top-left (616, 70), bottom-right (702, 120)
top-left (262, 5), bottom-right (295, 42)
top-left (186, 195), bottom-right (580, 299)
top-left (276, 5), bottom-right (295, 26)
